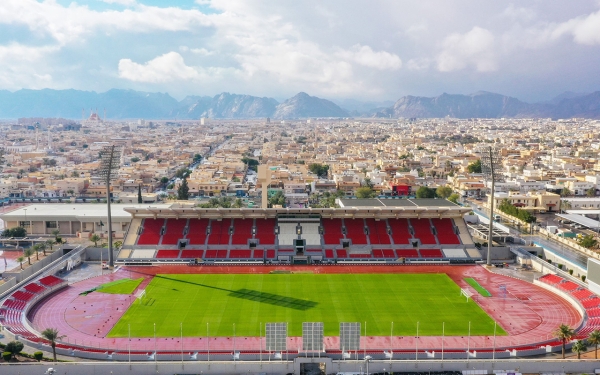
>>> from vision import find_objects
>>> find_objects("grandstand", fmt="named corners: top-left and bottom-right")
top-left (118, 201), bottom-right (478, 264)
top-left (3, 199), bottom-right (599, 367)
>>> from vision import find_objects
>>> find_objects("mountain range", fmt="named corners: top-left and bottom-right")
top-left (0, 88), bottom-right (599, 120)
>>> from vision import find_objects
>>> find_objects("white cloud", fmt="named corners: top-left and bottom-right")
top-left (180, 46), bottom-right (215, 56)
top-left (118, 52), bottom-right (200, 83)
top-left (437, 27), bottom-right (497, 72)
top-left (337, 44), bottom-right (402, 71)
top-left (406, 58), bottom-right (431, 71)
top-left (0, 0), bottom-right (212, 46)
top-left (553, 9), bottom-right (600, 45)
top-left (101, 0), bottom-right (137, 6)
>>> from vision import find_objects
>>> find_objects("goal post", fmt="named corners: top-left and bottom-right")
top-left (460, 288), bottom-right (473, 302)
top-left (136, 289), bottom-right (146, 301)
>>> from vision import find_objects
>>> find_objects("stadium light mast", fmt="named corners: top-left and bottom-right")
top-left (481, 145), bottom-right (503, 266)
top-left (97, 145), bottom-right (121, 268)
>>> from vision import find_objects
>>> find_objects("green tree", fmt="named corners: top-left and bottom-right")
top-left (51, 229), bottom-right (60, 240)
top-left (41, 328), bottom-right (65, 362)
top-left (467, 159), bottom-right (482, 173)
top-left (17, 256), bottom-right (24, 269)
top-left (587, 187), bottom-right (596, 197)
top-left (241, 157), bottom-right (259, 172)
top-left (587, 329), bottom-right (600, 359)
top-left (448, 193), bottom-right (460, 204)
top-left (415, 186), bottom-right (436, 198)
top-left (160, 177), bottom-right (169, 186)
top-left (355, 187), bottom-right (377, 198)
top-left (572, 339), bottom-right (588, 359)
top-left (193, 153), bottom-right (203, 162)
top-left (363, 177), bottom-right (374, 189)
top-left (268, 191), bottom-right (285, 207)
top-left (436, 186), bottom-right (453, 199)
top-left (233, 198), bottom-right (243, 208)
top-left (578, 235), bottom-right (598, 249)
top-left (137, 184), bottom-right (143, 204)
top-left (177, 176), bottom-right (189, 200)
top-left (5, 341), bottom-right (24, 359)
top-left (553, 324), bottom-right (575, 359)
top-left (130, 157), bottom-right (140, 163)
top-left (561, 187), bottom-right (572, 197)
top-left (90, 234), bottom-right (101, 247)
top-left (113, 240), bottom-right (123, 249)
top-left (308, 163), bottom-right (329, 178)
top-left (2, 227), bottom-right (27, 238)
top-left (175, 168), bottom-right (191, 179)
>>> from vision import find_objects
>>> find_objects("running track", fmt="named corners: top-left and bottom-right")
top-left (27, 265), bottom-right (580, 353)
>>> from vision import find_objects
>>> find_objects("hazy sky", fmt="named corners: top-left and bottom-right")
top-left (1, 0), bottom-right (600, 102)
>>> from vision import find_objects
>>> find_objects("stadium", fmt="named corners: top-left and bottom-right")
top-left (0, 200), bottom-right (598, 373)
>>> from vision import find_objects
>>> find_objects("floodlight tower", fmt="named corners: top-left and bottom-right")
top-left (481, 146), bottom-right (504, 266)
top-left (97, 145), bottom-right (121, 267)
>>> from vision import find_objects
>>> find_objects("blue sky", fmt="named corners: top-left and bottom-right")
top-left (1, 1), bottom-right (600, 102)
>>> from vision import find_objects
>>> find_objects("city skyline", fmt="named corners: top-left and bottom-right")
top-left (0, 0), bottom-right (599, 102)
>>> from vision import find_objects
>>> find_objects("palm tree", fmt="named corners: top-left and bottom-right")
top-left (17, 256), bottom-right (24, 270)
top-left (39, 242), bottom-right (47, 256)
top-left (24, 248), bottom-right (34, 265)
top-left (554, 324), bottom-right (575, 359)
top-left (45, 238), bottom-right (55, 254)
top-left (41, 328), bottom-right (65, 362)
top-left (588, 330), bottom-right (600, 359)
top-left (90, 233), bottom-right (101, 247)
top-left (32, 243), bottom-right (40, 260)
top-left (572, 339), bottom-right (588, 359)
top-left (51, 229), bottom-right (60, 241)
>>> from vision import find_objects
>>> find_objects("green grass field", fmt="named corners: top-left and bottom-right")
top-left (97, 278), bottom-right (144, 295)
top-left (464, 277), bottom-right (492, 297)
top-left (107, 273), bottom-right (505, 338)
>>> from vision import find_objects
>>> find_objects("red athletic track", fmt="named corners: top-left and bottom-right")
top-left (28, 265), bottom-right (580, 353)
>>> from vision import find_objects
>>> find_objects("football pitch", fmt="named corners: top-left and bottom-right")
top-left (107, 273), bottom-right (505, 338)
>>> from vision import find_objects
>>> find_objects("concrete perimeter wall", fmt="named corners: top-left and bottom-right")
top-left (1, 358), bottom-right (600, 375)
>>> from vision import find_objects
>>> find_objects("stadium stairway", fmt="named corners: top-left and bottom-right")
top-left (454, 219), bottom-right (475, 245)
top-left (123, 218), bottom-right (142, 246)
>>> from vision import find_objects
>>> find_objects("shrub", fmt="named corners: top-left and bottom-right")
top-left (583, 275), bottom-right (587, 282)
top-left (5, 341), bottom-right (23, 358)
top-left (569, 269), bottom-right (574, 275)
top-left (2, 352), bottom-right (11, 361)
top-left (558, 264), bottom-right (563, 270)
top-left (547, 259), bottom-right (552, 264)
top-left (33, 351), bottom-right (43, 361)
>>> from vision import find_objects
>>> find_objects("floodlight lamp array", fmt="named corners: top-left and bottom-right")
top-left (480, 145), bottom-right (504, 183)
top-left (97, 145), bottom-right (121, 182)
